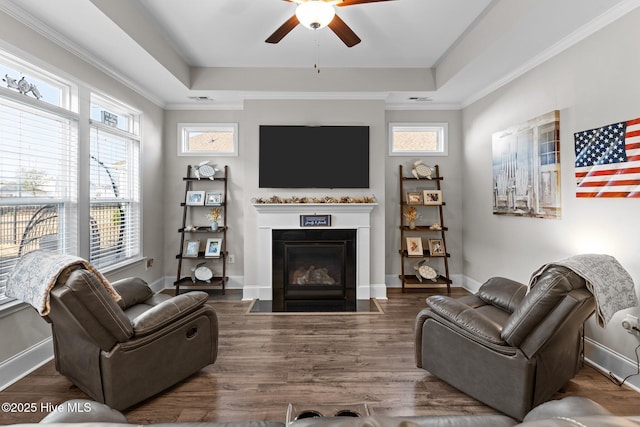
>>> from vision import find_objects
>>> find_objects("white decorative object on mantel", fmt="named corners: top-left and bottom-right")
top-left (247, 202), bottom-right (380, 302)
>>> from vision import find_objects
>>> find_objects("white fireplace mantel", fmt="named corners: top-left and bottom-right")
top-left (244, 203), bottom-right (377, 301)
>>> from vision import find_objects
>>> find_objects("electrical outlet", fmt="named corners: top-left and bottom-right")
top-left (227, 254), bottom-right (235, 264)
top-left (622, 314), bottom-right (640, 336)
top-left (145, 258), bottom-right (154, 270)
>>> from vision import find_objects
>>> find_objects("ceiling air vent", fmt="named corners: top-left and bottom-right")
top-left (408, 97), bottom-right (433, 102)
top-left (188, 96), bottom-right (215, 102)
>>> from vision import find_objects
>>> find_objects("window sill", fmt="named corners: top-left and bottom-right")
top-left (97, 256), bottom-right (147, 275)
top-left (0, 299), bottom-right (31, 318)
top-left (0, 257), bottom-right (147, 316)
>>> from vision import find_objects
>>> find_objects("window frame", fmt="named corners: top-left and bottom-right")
top-left (0, 61), bottom-right (78, 306)
top-left (388, 122), bottom-right (449, 156)
top-left (88, 93), bottom-right (142, 272)
top-left (177, 123), bottom-right (239, 157)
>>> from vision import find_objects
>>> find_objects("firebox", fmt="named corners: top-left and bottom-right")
top-left (272, 229), bottom-right (356, 312)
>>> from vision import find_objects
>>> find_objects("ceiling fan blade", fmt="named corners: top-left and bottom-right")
top-left (328, 14), bottom-right (361, 47)
top-left (265, 14), bottom-right (300, 44)
top-left (336, 0), bottom-right (394, 6)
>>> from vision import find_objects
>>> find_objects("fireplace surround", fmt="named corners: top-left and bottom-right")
top-left (246, 203), bottom-right (378, 304)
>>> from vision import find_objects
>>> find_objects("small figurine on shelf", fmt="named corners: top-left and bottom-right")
top-left (429, 223), bottom-right (442, 230)
top-left (192, 160), bottom-right (218, 180)
top-left (413, 260), bottom-right (438, 282)
top-left (411, 160), bottom-right (433, 179)
top-left (207, 208), bottom-right (221, 231)
top-left (405, 206), bottom-right (418, 229)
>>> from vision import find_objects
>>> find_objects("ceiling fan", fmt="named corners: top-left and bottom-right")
top-left (265, 0), bottom-right (395, 48)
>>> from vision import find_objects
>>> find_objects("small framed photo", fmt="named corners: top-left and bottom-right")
top-left (406, 192), bottom-right (422, 205)
top-left (186, 190), bottom-right (205, 206)
top-left (205, 192), bottom-right (223, 206)
top-left (183, 240), bottom-right (200, 257)
top-left (428, 239), bottom-right (445, 256)
top-left (204, 238), bottom-right (223, 258)
top-left (406, 237), bottom-right (424, 257)
top-left (423, 190), bottom-right (443, 205)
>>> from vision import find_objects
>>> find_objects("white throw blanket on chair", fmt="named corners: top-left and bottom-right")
top-left (6, 250), bottom-right (120, 316)
top-left (529, 254), bottom-right (637, 327)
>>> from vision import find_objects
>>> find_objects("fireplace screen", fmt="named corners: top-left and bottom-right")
top-left (287, 245), bottom-right (343, 287)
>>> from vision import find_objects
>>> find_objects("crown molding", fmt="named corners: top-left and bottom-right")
top-left (461, 0), bottom-right (640, 108)
top-left (0, 1), bottom-right (166, 108)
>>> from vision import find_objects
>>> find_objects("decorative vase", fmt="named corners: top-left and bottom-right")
top-left (210, 221), bottom-right (218, 231)
top-left (409, 220), bottom-right (416, 230)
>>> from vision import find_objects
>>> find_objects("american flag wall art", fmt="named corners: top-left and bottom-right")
top-left (574, 117), bottom-right (640, 198)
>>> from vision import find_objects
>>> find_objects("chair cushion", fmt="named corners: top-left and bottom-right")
top-left (426, 295), bottom-right (505, 345)
top-left (477, 277), bottom-right (528, 313)
top-left (131, 291), bottom-right (209, 336)
top-left (66, 269), bottom-right (133, 341)
top-left (112, 277), bottom-right (154, 310)
top-left (501, 266), bottom-right (585, 346)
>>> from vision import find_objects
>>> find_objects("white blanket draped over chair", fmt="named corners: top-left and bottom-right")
top-left (528, 254), bottom-right (637, 327)
top-left (6, 250), bottom-right (120, 316)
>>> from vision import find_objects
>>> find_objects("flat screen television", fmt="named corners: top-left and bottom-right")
top-left (259, 125), bottom-right (370, 189)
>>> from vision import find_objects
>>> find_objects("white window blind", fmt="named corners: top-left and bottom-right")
top-left (0, 97), bottom-right (78, 304)
top-left (89, 124), bottom-right (140, 269)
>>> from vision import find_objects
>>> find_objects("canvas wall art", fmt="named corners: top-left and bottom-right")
top-left (492, 111), bottom-right (561, 219)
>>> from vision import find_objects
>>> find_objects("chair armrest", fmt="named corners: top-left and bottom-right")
top-left (426, 295), bottom-right (506, 345)
top-left (131, 291), bottom-right (209, 337)
top-left (476, 277), bottom-right (528, 313)
top-left (112, 277), bottom-right (153, 310)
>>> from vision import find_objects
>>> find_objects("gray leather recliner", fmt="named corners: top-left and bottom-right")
top-left (45, 266), bottom-right (218, 411)
top-left (415, 266), bottom-right (595, 420)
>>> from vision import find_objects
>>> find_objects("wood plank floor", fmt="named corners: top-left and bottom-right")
top-left (1, 288), bottom-right (640, 424)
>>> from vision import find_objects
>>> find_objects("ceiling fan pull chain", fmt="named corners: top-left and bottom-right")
top-left (314, 29), bottom-right (321, 74)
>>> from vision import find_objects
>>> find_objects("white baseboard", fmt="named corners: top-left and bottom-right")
top-left (585, 337), bottom-right (640, 393)
top-left (0, 337), bottom-right (53, 391)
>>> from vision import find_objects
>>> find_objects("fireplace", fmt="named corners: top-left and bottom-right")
top-left (272, 229), bottom-right (356, 312)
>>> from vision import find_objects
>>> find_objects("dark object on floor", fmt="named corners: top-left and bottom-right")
top-left (44, 264), bottom-right (218, 410)
top-left (415, 266), bottom-right (595, 420)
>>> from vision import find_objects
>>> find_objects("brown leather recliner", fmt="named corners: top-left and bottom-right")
top-left (45, 266), bottom-right (218, 411)
top-left (415, 266), bottom-right (595, 421)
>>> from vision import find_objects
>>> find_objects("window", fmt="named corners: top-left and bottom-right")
top-left (389, 123), bottom-right (448, 156)
top-left (89, 95), bottom-right (141, 269)
top-left (0, 53), bottom-right (78, 305)
top-left (178, 123), bottom-right (238, 156)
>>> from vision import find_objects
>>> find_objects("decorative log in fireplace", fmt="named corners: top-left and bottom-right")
top-left (272, 229), bottom-right (356, 312)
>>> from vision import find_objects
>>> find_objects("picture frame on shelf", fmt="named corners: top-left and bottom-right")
top-left (428, 238), bottom-right (445, 256)
top-left (406, 237), bottom-right (424, 257)
top-left (205, 192), bottom-right (223, 206)
top-left (423, 190), bottom-right (443, 205)
top-left (186, 190), bottom-right (205, 206)
top-left (406, 192), bottom-right (422, 205)
top-left (205, 238), bottom-right (223, 258)
top-left (183, 240), bottom-right (200, 257)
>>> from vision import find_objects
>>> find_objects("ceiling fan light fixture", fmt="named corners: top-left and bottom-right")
top-left (295, 1), bottom-right (336, 29)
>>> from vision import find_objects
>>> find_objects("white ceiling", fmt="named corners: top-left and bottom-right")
top-left (1, 0), bottom-right (638, 109)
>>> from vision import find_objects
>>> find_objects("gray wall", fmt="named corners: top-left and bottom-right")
top-left (164, 100), bottom-right (388, 291)
top-left (0, 10), bottom-right (165, 365)
top-left (461, 7), bottom-right (640, 367)
top-left (385, 110), bottom-right (464, 285)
